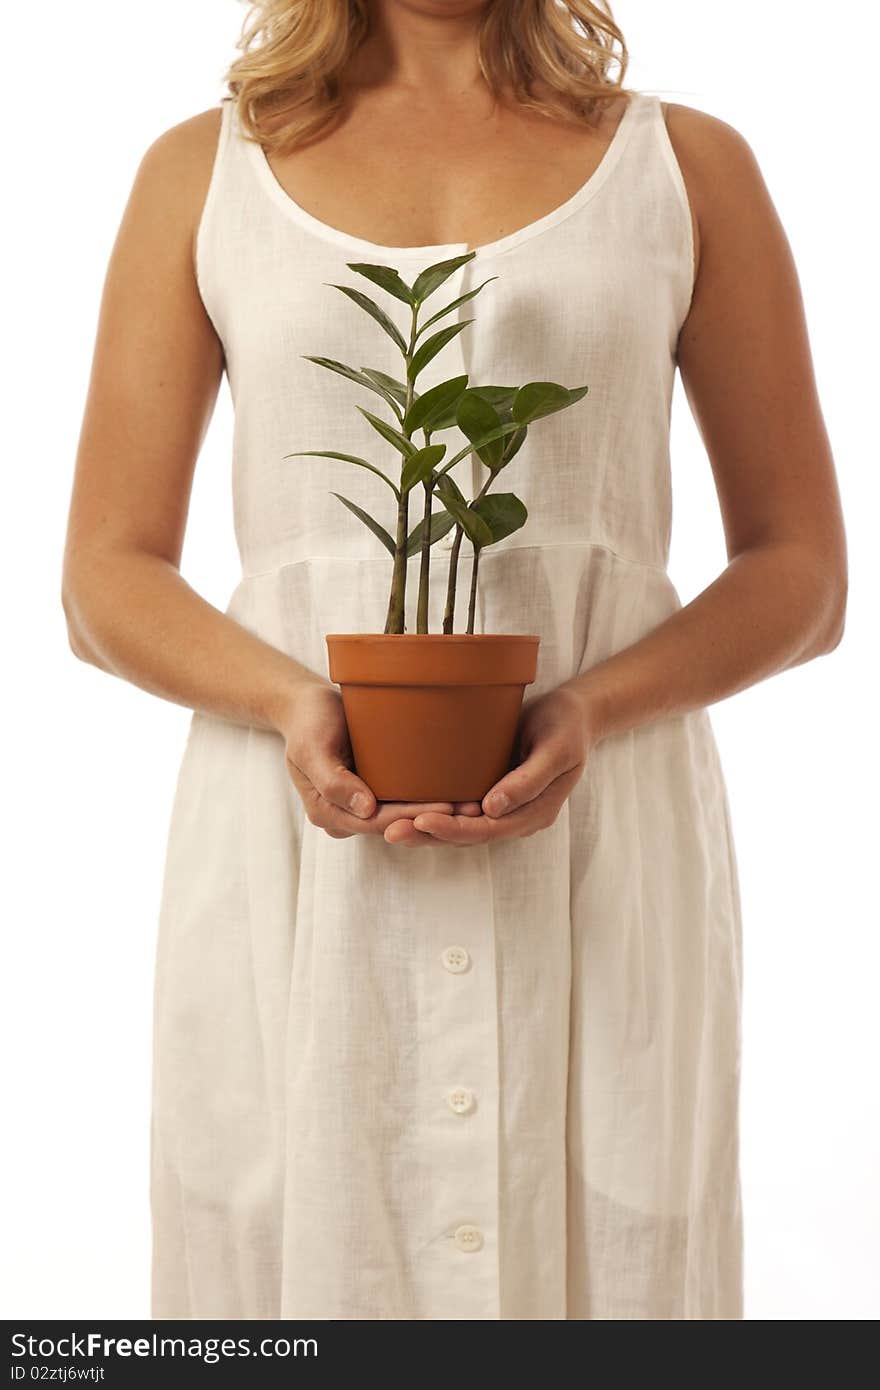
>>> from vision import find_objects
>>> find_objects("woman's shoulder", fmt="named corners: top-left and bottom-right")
top-left (661, 99), bottom-right (761, 175)
top-left (124, 106), bottom-right (227, 271)
top-left (136, 105), bottom-right (226, 189)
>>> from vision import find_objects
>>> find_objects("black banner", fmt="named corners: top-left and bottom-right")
top-left (3, 1318), bottom-right (536, 1384)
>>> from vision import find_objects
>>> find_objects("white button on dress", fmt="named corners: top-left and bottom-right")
top-left (454, 1224), bottom-right (484, 1254)
top-left (440, 945), bottom-right (471, 974)
top-left (446, 1087), bottom-right (476, 1115)
top-left (151, 90), bottom-right (744, 1321)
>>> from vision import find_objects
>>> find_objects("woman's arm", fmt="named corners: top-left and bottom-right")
top-left (561, 102), bottom-right (848, 744)
top-left (62, 112), bottom-right (459, 837)
top-left (61, 109), bottom-right (317, 734)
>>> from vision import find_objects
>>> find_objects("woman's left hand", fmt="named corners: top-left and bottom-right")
top-left (384, 682), bottom-right (600, 846)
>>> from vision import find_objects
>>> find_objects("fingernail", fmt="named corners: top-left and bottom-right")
top-left (488, 792), bottom-right (510, 815)
top-left (350, 792), bottom-right (371, 817)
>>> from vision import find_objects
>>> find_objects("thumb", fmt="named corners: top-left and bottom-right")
top-left (299, 744), bottom-right (376, 819)
top-left (482, 734), bottom-right (569, 817)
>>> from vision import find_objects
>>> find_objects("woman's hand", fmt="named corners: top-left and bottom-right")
top-left (279, 677), bottom-right (457, 843)
top-left (385, 682), bottom-right (599, 847)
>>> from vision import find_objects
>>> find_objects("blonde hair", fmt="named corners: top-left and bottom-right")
top-left (224, 0), bottom-right (631, 154)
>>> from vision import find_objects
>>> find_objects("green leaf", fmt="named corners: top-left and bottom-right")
top-left (426, 401), bottom-right (468, 433)
top-left (330, 493), bottom-right (396, 556)
top-left (416, 278), bottom-right (498, 337)
top-left (404, 374), bottom-right (469, 434)
top-left (441, 419), bottom-right (526, 472)
top-left (466, 384), bottom-right (518, 414)
top-left (434, 472), bottom-right (468, 507)
top-left (455, 390), bottom-right (505, 472)
top-left (512, 381), bottom-right (589, 425)
top-left (470, 492), bottom-right (528, 546)
top-left (411, 251), bottom-right (476, 305)
top-left (360, 368), bottom-right (409, 409)
top-left (440, 493), bottom-right (494, 549)
top-left (283, 449), bottom-right (400, 499)
top-left (400, 443), bottom-right (447, 493)
top-left (408, 320), bottom-right (472, 380)
top-left (501, 424), bottom-right (529, 466)
top-left (406, 507), bottom-right (456, 558)
top-left (346, 262), bottom-right (414, 306)
top-left (302, 355), bottom-right (402, 417)
top-left (328, 284), bottom-right (407, 354)
top-left (357, 406), bottom-right (418, 458)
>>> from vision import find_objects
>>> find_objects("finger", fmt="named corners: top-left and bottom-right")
top-left (319, 798), bottom-right (457, 837)
top-left (413, 805), bottom-right (538, 845)
top-left (293, 747), bottom-right (377, 820)
top-left (382, 799), bottom-right (479, 843)
top-left (481, 736), bottom-right (580, 818)
top-left (377, 800), bottom-right (456, 819)
top-left (416, 766), bottom-right (581, 844)
top-left (379, 803), bottom-right (458, 843)
top-left (384, 818), bottom-right (447, 848)
top-left (411, 809), bottom-right (501, 844)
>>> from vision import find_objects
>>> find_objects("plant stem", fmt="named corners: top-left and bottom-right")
top-left (466, 547), bottom-right (481, 634)
top-left (472, 472), bottom-right (493, 503)
top-left (442, 451), bottom-right (507, 634)
top-left (416, 477), bottom-right (433, 633)
top-left (384, 492), bottom-right (410, 634)
top-left (442, 527), bottom-right (464, 634)
top-left (383, 302), bottom-right (420, 635)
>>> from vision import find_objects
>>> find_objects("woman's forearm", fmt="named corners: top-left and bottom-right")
top-left (62, 549), bottom-right (320, 732)
top-left (565, 541), bottom-right (846, 743)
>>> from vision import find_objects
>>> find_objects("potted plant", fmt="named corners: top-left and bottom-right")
top-left (286, 250), bottom-right (588, 802)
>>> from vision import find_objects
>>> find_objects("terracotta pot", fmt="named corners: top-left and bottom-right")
top-left (326, 633), bottom-right (540, 802)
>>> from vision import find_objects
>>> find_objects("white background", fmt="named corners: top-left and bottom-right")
top-left (3, 1), bottom-right (877, 1320)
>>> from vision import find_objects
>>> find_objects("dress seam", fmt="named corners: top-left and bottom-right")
top-left (235, 540), bottom-right (670, 585)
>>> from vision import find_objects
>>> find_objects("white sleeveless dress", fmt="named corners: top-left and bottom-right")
top-left (150, 89), bottom-right (744, 1320)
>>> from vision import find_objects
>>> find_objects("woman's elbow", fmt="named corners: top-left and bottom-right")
top-left (62, 577), bottom-right (91, 664)
top-left (61, 560), bottom-right (105, 669)
top-left (818, 560), bottom-right (848, 655)
top-left (824, 602), bottom-right (846, 655)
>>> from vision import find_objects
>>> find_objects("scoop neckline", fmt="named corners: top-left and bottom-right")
top-left (238, 90), bottom-right (644, 262)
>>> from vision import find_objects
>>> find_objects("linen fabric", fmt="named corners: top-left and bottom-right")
top-left (150, 90), bottom-right (744, 1320)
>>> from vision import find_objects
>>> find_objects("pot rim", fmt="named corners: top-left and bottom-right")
top-left (326, 631), bottom-right (540, 686)
top-left (326, 633), bottom-right (541, 644)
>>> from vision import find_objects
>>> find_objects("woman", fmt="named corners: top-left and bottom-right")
top-left (61, 0), bottom-right (847, 1321)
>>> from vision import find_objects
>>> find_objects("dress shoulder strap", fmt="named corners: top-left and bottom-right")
top-left (194, 98), bottom-right (238, 342)
top-left (629, 91), bottom-right (697, 312)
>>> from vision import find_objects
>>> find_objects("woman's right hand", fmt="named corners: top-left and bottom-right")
top-left (277, 677), bottom-right (458, 845)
